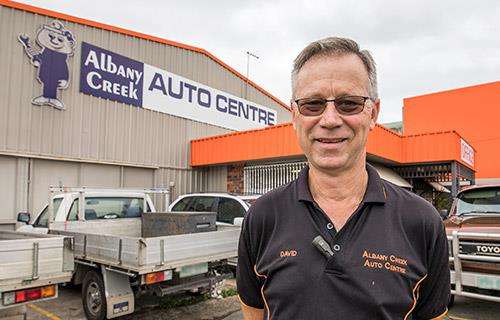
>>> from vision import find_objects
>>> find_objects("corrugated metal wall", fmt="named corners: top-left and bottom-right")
top-left (0, 154), bottom-right (227, 222)
top-left (0, 156), bottom-right (29, 229)
top-left (0, 4), bottom-right (290, 221)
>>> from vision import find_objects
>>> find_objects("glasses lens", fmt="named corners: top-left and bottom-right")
top-left (335, 96), bottom-right (366, 115)
top-left (298, 99), bottom-right (326, 116)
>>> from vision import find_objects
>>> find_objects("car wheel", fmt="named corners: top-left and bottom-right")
top-left (82, 270), bottom-right (107, 320)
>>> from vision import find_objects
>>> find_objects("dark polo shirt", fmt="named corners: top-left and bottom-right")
top-left (237, 164), bottom-right (450, 320)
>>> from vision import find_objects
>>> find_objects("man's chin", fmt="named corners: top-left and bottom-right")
top-left (308, 158), bottom-right (349, 172)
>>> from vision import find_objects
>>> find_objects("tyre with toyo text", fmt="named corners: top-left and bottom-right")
top-left (82, 270), bottom-right (107, 320)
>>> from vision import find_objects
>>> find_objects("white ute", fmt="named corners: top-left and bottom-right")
top-left (17, 187), bottom-right (239, 320)
top-left (0, 231), bottom-right (73, 320)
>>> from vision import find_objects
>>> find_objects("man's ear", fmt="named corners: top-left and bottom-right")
top-left (291, 99), bottom-right (297, 130)
top-left (369, 98), bottom-right (380, 130)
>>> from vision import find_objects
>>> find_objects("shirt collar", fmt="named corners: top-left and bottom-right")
top-left (296, 163), bottom-right (387, 205)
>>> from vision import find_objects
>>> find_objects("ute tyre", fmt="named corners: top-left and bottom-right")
top-left (82, 270), bottom-right (107, 320)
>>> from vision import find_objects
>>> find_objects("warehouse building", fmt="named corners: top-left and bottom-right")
top-left (0, 1), bottom-right (291, 229)
top-left (403, 81), bottom-right (500, 185)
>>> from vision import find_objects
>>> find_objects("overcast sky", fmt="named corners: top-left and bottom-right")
top-left (22, 0), bottom-right (500, 123)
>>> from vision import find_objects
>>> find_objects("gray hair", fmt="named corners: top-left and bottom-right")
top-left (291, 37), bottom-right (378, 100)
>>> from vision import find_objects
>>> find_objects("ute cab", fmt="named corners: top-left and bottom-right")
top-left (445, 184), bottom-right (500, 247)
top-left (17, 191), bottom-right (156, 234)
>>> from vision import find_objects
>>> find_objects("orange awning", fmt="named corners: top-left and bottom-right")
top-left (190, 123), bottom-right (475, 170)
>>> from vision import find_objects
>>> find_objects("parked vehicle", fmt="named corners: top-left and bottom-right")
top-left (17, 187), bottom-right (239, 320)
top-left (0, 231), bottom-right (73, 319)
top-left (444, 184), bottom-right (500, 304)
top-left (169, 193), bottom-right (260, 269)
top-left (168, 193), bottom-right (260, 226)
top-left (17, 189), bottom-right (158, 234)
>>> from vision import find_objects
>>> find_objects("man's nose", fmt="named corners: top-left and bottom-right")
top-left (318, 102), bottom-right (343, 128)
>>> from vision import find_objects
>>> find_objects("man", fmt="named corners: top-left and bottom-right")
top-left (236, 37), bottom-right (450, 320)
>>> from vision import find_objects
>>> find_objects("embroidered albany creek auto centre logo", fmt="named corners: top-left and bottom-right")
top-left (362, 250), bottom-right (408, 274)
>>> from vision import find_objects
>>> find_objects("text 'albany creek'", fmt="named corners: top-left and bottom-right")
top-left (362, 250), bottom-right (408, 274)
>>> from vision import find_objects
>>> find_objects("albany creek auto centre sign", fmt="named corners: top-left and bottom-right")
top-left (80, 42), bottom-right (277, 130)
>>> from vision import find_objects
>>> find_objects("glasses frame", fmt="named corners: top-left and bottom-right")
top-left (294, 95), bottom-right (371, 116)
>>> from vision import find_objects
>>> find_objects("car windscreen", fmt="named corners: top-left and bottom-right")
top-left (171, 196), bottom-right (217, 212)
top-left (83, 197), bottom-right (148, 220)
top-left (457, 188), bottom-right (500, 215)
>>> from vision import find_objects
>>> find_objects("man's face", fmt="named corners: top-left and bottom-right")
top-left (291, 54), bottom-right (380, 173)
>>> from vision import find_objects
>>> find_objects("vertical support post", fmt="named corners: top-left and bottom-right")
top-left (243, 167), bottom-right (247, 194)
top-left (159, 239), bottom-right (165, 266)
top-left (452, 230), bottom-right (462, 295)
top-left (83, 235), bottom-right (87, 259)
top-left (164, 191), bottom-right (170, 212)
top-left (251, 167), bottom-right (254, 194)
top-left (32, 242), bottom-right (39, 280)
top-left (62, 236), bottom-right (74, 272)
top-left (79, 190), bottom-right (85, 221)
top-left (470, 169), bottom-right (476, 186)
top-left (119, 166), bottom-right (125, 187)
top-left (118, 238), bottom-right (123, 265)
top-left (48, 189), bottom-right (54, 228)
top-left (451, 161), bottom-right (459, 197)
top-left (169, 181), bottom-right (175, 208)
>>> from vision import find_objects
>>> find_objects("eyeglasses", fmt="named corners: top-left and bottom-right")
top-left (294, 95), bottom-right (371, 116)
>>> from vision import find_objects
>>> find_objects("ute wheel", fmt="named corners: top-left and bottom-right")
top-left (448, 294), bottom-right (455, 309)
top-left (82, 270), bottom-right (107, 320)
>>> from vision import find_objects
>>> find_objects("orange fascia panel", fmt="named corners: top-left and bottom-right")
top-left (402, 131), bottom-right (474, 170)
top-left (366, 125), bottom-right (403, 163)
top-left (191, 123), bottom-right (404, 166)
top-left (0, 0), bottom-right (290, 112)
top-left (191, 123), bottom-right (303, 166)
top-left (191, 123), bottom-right (475, 170)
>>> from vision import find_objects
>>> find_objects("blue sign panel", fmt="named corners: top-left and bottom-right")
top-left (80, 42), bottom-right (144, 107)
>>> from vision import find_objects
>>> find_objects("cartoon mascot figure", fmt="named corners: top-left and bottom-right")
top-left (18, 20), bottom-right (76, 110)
